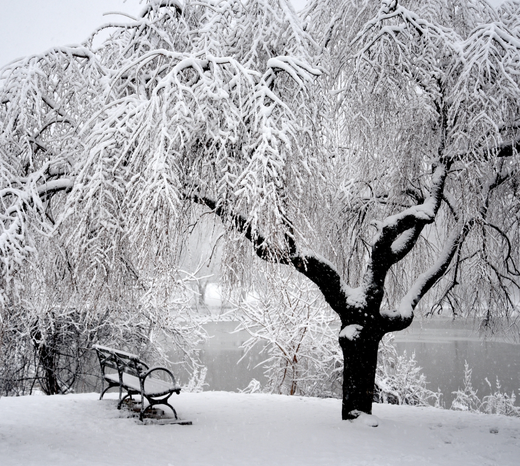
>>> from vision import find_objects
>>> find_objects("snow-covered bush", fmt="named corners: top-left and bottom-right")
top-left (240, 378), bottom-right (263, 394)
top-left (183, 366), bottom-right (208, 393)
top-left (0, 310), bottom-right (34, 396)
top-left (0, 237), bottom-right (206, 396)
top-left (235, 266), bottom-right (439, 404)
top-left (451, 362), bottom-right (520, 417)
top-left (375, 333), bottom-right (441, 407)
top-left (482, 378), bottom-right (520, 417)
top-left (234, 266), bottom-right (343, 398)
top-left (0, 300), bottom-right (205, 396)
top-left (451, 361), bottom-right (482, 412)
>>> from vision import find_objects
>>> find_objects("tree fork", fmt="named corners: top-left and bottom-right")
top-left (192, 194), bottom-right (410, 420)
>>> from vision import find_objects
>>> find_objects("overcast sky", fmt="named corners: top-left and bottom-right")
top-left (0, 0), bottom-right (307, 68)
top-left (0, 0), bottom-right (507, 69)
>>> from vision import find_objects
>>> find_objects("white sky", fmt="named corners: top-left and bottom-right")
top-left (0, 0), bottom-right (307, 68)
top-left (0, 0), bottom-right (507, 68)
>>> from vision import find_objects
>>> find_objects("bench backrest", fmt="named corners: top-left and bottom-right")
top-left (93, 345), bottom-right (149, 377)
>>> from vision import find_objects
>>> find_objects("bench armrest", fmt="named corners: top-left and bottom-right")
top-left (140, 366), bottom-right (181, 393)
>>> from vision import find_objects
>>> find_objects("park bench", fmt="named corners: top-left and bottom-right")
top-left (93, 344), bottom-right (183, 422)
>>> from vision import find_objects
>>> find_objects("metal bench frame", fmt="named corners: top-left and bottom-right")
top-left (93, 344), bottom-right (181, 421)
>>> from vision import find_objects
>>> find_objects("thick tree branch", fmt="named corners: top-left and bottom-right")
top-left (366, 162), bottom-right (449, 289)
top-left (290, 253), bottom-right (353, 316)
top-left (37, 178), bottom-right (74, 200)
top-left (189, 194), bottom-right (354, 317)
top-left (442, 190), bottom-right (460, 222)
top-left (190, 194), bottom-right (283, 262)
top-left (395, 219), bottom-right (474, 320)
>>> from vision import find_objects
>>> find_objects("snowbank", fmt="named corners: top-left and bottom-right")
top-left (1, 391), bottom-right (519, 466)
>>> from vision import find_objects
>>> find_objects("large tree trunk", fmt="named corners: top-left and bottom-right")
top-left (339, 327), bottom-right (382, 420)
top-left (38, 342), bottom-right (62, 395)
top-left (31, 326), bottom-right (62, 395)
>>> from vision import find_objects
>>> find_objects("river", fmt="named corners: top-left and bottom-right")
top-left (193, 318), bottom-right (520, 407)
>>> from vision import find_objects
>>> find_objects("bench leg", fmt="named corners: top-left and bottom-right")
top-left (139, 394), bottom-right (179, 421)
top-left (99, 385), bottom-right (111, 400)
top-left (99, 379), bottom-right (120, 400)
top-left (118, 390), bottom-right (139, 409)
top-left (163, 402), bottom-right (178, 420)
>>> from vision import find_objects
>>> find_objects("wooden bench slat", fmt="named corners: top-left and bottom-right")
top-left (104, 373), bottom-right (119, 384)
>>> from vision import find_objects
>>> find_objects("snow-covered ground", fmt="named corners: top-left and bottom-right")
top-left (1, 391), bottom-right (519, 466)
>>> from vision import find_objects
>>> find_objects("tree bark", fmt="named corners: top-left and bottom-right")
top-left (38, 342), bottom-right (62, 395)
top-left (31, 326), bottom-right (62, 395)
top-left (339, 327), bottom-right (382, 420)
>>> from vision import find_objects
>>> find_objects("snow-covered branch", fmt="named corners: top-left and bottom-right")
top-left (190, 193), bottom-right (357, 317)
top-left (369, 162), bottom-right (448, 280)
top-left (395, 220), bottom-right (474, 320)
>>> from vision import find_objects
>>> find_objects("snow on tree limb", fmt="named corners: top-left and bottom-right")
top-left (397, 220), bottom-right (474, 319)
top-left (189, 193), bottom-right (357, 316)
top-left (1, 0), bottom-right (519, 330)
top-left (0, 0), bottom-right (518, 419)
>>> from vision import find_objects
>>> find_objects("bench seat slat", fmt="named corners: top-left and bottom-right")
top-left (143, 377), bottom-right (181, 396)
top-left (93, 344), bottom-right (140, 360)
top-left (104, 373), bottom-right (119, 384)
top-left (103, 371), bottom-right (180, 396)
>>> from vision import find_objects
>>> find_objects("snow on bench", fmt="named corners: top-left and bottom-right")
top-left (93, 344), bottom-right (185, 422)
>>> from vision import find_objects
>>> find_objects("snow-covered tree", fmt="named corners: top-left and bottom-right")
top-left (299, 0), bottom-right (520, 418)
top-left (1, 0), bottom-right (519, 420)
top-left (235, 266), bottom-right (343, 398)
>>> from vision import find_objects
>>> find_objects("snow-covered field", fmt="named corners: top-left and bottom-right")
top-left (1, 391), bottom-right (519, 466)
